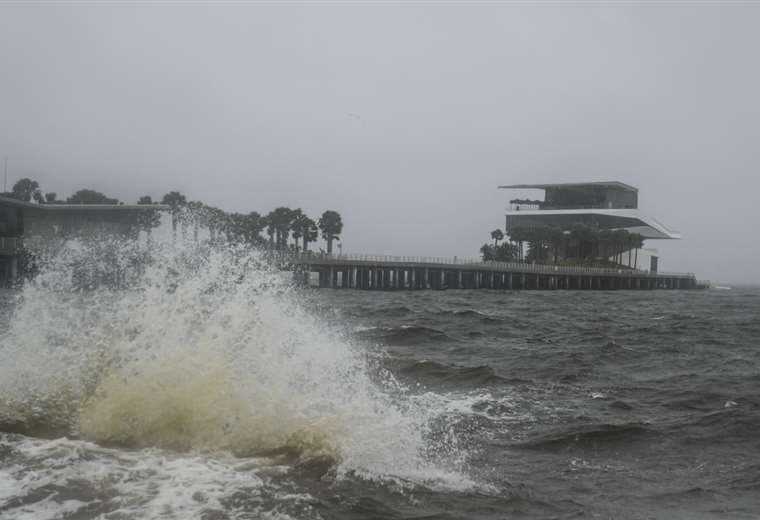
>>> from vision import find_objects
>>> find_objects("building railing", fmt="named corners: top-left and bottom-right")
top-left (280, 251), bottom-right (695, 278)
top-left (508, 204), bottom-right (637, 212)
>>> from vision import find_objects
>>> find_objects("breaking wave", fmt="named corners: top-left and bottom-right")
top-left (0, 235), bottom-right (473, 488)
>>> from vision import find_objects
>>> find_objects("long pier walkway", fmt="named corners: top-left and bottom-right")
top-left (285, 253), bottom-right (702, 290)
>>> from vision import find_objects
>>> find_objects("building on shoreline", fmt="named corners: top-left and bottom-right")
top-left (498, 181), bottom-right (679, 271)
top-left (0, 195), bottom-right (168, 285)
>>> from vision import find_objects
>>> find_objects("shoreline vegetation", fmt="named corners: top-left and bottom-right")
top-left (3, 177), bottom-right (344, 254)
top-left (482, 225), bottom-right (646, 270)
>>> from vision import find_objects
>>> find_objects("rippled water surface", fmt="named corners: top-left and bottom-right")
top-left (0, 241), bottom-right (758, 519)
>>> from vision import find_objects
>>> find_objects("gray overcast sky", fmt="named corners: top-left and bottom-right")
top-left (1, 2), bottom-right (758, 283)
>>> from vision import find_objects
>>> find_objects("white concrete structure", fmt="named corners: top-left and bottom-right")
top-left (499, 181), bottom-right (680, 240)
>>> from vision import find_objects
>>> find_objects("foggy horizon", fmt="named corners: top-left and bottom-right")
top-left (2, 2), bottom-right (759, 283)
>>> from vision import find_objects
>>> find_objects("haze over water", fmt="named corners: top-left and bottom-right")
top-left (0, 234), bottom-right (758, 519)
top-left (3, 2), bottom-right (760, 283)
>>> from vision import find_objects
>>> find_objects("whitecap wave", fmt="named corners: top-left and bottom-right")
top-left (0, 233), bottom-right (476, 492)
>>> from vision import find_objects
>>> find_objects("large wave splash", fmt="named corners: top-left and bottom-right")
top-left (0, 234), bottom-right (470, 486)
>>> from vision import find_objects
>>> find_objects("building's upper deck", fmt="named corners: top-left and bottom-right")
top-left (499, 181), bottom-right (638, 211)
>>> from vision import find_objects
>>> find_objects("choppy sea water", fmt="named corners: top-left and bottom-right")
top-left (0, 240), bottom-right (758, 519)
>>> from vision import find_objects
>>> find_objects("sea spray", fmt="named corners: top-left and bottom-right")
top-left (0, 234), bottom-right (473, 487)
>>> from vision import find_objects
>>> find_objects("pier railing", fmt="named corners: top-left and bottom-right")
top-left (279, 251), bottom-right (695, 279)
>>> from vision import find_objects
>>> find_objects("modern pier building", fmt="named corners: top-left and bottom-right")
top-left (499, 181), bottom-right (679, 239)
top-left (499, 181), bottom-right (679, 271)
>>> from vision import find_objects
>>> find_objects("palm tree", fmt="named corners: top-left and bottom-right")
top-left (631, 233), bottom-right (644, 269)
top-left (202, 206), bottom-right (226, 241)
top-left (267, 207), bottom-right (294, 250)
top-left (291, 222), bottom-right (303, 251)
top-left (291, 211), bottom-right (318, 252)
top-left (491, 229), bottom-right (504, 246)
top-left (508, 226), bottom-right (529, 261)
top-left (245, 212), bottom-right (265, 245)
top-left (186, 201), bottom-right (204, 243)
top-left (263, 212), bottom-right (276, 249)
top-left (161, 191), bottom-right (187, 240)
top-left (302, 217), bottom-right (318, 252)
top-left (611, 229), bottom-right (629, 266)
top-left (287, 208), bottom-right (304, 249)
top-left (318, 210), bottom-right (343, 254)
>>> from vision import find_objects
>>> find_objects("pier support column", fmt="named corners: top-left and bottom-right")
top-left (457, 271), bottom-right (463, 289)
top-left (508, 273), bottom-right (512, 290)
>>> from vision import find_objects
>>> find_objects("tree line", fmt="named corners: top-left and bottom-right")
top-left (480, 224), bottom-right (646, 268)
top-left (2, 178), bottom-right (344, 253)
top-left (149, 191), bottom-right (344, 253)
top-left (1, 178), bottom-right (118, 205)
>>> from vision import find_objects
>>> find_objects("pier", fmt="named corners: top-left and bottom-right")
top-left (287, 253), bottom-right (701, 291)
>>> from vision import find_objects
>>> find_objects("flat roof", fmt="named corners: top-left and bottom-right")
top-left (0, 195), bottom-right (169, 211)
top-left (498, 181), bottom-right (638, 192)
